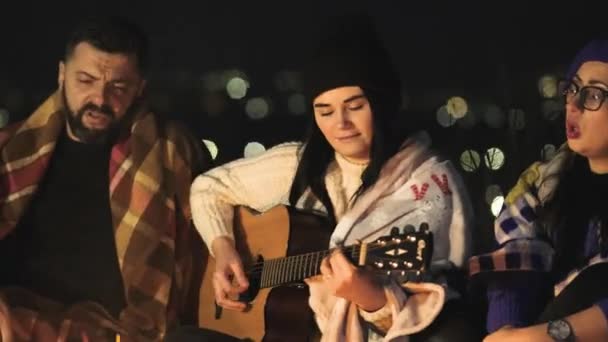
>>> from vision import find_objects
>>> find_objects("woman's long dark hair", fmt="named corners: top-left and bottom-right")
top-left (539, 149), bottom-right (608, 279)
top-left (288, 87), bottom-right (414, 225)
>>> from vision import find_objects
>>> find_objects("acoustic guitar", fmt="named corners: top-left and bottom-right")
top-left (198, 205), bottom-right (433, 341)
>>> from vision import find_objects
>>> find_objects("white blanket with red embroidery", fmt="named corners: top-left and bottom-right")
top-left (308, 131), bottom-right (474, 341)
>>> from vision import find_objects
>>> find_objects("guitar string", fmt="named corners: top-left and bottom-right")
top-left (245, 246), bottom-right (352, 276)
top-left (246, 240), bottom-right (418, 273)
top-left (244, 239), bottom-right (427, 282)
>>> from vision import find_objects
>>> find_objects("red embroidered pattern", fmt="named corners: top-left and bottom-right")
top-left (411, 183), bottom-right (429, 200)
top-left (431, 174), bottom-right (452, 195)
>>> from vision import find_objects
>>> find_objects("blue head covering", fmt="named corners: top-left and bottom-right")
top-left (566, 39), bottom-right (608, 80)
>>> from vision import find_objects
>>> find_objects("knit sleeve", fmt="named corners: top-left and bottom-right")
top-left (189, 142), bottom-right (301, 254)
top-left (486, 275), bottom-right (547, 332)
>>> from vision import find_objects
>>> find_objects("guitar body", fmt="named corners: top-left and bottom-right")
top-left (198, 205), bottom-right (331, 341)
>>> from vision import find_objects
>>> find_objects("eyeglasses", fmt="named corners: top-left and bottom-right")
top-left (559, 80), bottom-right (608, 111)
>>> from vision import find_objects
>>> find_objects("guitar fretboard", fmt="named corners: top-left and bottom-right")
top-left (255, 245), bottom-right (359, 288)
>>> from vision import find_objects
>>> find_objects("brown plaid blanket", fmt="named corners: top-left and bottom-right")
top-left (0, 90), bottom-right (209, 341)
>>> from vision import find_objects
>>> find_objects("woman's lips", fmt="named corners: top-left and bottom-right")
top-left (566, 120), bottom-right (580, 139)
top-left (336, 133), bottom-right (360, 141)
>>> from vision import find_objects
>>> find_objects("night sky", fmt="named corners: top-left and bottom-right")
top-left (2, 1), bottom-right (607, 250)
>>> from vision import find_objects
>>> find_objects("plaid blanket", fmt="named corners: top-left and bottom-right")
top-left (468, 144), bottom-right (608, 296)
top-left (0, 90), bottom-right (209, 341)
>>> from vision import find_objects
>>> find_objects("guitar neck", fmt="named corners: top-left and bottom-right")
top-left (253, 245), bottom-right (360, 289)
top-left (244, 224), bottom-right (432, 289)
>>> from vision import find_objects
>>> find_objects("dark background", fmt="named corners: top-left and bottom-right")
top-left (1, 1), bottom-right (607, 253)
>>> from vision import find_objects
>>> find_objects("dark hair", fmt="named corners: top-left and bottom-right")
top-left (64, 16), bottom-right (149, 74)
top-left (538, 149), bottom-right (608, 279)
top-left (288, 86), bottom-right (412, 225)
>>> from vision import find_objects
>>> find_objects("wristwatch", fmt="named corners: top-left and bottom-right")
top-left (547, 319), bottom-right (574, 341)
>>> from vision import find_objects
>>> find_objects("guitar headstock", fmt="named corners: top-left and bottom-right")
top-left (362, 223), bottom-right (433, 279)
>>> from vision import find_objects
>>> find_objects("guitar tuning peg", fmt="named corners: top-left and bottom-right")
top-left (402, 225), bottom-right (415, 234)
top-left (390, 227), bottom-right (400, 236)
top-left (419, 222), bottom-right (429, 232)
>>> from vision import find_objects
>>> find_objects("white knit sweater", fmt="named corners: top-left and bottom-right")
top-left (190, 141), bottom-right (368, 250)
top-left (190, 137), bottom-right (473, 340)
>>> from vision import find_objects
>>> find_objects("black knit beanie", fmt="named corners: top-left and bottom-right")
top-left (301, 12), bottom-right (402, 105)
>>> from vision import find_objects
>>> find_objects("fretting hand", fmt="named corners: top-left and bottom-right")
top-left (319, 249), bottom-right (387, 312)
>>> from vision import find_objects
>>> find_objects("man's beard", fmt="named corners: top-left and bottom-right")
top-left (61, 87), bottom-right (126, 144)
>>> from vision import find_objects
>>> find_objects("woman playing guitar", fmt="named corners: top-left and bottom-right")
top-left (182, 12), bottom-right (478, 342)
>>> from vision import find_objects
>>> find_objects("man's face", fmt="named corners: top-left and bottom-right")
top-left (58, 41), bottom-right (146, 143)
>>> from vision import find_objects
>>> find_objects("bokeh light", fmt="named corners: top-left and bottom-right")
top-left (491, 196), bottom-right (505, 217)
top-left (460, 149), bottom-right (481, 172)
top-left (226, 77), bottom-right (249, 99)
top-left (436, 105), bottom-right (456, 127)
top-left (484, 147), bottom-right (505, 171)
top-left (245, 97), bottom-right (270, 119)
top-left (202, 139), bottom-right (219, 160)
top-left (541, 144), bottom-right (557, 161)
top-left (446, 96), bottom-right (468, 119)
top-left (538, 74), bottom-right (558, 98)
top-left (244, 142), bottom-right (266, 158)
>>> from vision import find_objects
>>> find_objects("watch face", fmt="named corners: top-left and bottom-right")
top-left (548, 320), bottom-right (572, 340)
